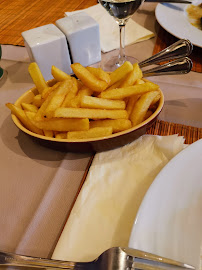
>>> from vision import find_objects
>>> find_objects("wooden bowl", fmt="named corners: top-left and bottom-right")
top-left (12, 82), bottom-right (164, 153)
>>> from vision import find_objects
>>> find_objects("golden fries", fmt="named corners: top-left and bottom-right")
top-left (86, 67), bottom-right (111, 84)
top-left (130, 91), bottom-right (160, 126)
top-left (119, 63), bottom-right (142, 88)
top-left (43, 130), bottom-right (54, 138)
top-left (41, 81), bottom-right (61, 99)
top-left (67, 127), bottom-right (113, 140)
top-left (44, 79), bottom-right (73, 119)
top-left (6, 62), bottom-right (162, 140)
top-left (109, 61), bottom-right (133, 86)
top-left (70, 87), bottom-right (93, 108)
top-left (32, 94), bottom-right (43, 107)
top-left (80, 96), bottom-right (126, 110)
top-left (54, 107), bottom-right (128, 120)
top-left (6, 103), bottom-right (43, 135)
top-left (61, 77), bottom-right (79, 107)
top-left (26, 111), bottom-right (89, 132)
top-left (100, 82), bottom-right (159, 100)
top-left (55, 132), bottom-right (67, 139)
top-left (51, 65), bottom-right (71, 81)
top-left (90, 119), bottom-right (132, 133)
top-left (28, 62), bottom-right (48, 94)
top-left (125, 95), bottom-right (140, 118)
top-left (71, 63), bottom-right (108, 92)
top-left (21, 103), bottom-right (38, 113)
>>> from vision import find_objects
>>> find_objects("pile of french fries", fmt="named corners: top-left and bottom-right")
top-left (6, 61), bottom-right (161, 140)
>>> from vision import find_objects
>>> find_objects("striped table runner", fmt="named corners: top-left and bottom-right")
top-left (0, 0), bottom-right (97, 46)
top-left (147, 119), bottom-right (202, 144)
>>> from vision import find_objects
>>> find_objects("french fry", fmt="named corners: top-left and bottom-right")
top-left (61, 77), bottom-right (79, 107)
top-left (86, 67), bottom-right (111, 84)
top-left (35, 90), bottom-right (56, 121)
top-left (41, 81), bottom-right (61, 99)
top-left (21, 103), bottom-right (38, 113)
top-left (26, 111), bottom-right (90, 132)
top-left (67, 127), bottom-right (113, 140)
top-left (109, 61), bottom-right (133, 86)
top-left (104, 63), bottom-right (141, 91)
top-left (80, 96), bottom-right (126, 110)
top-left (51, 65), bottom-right (71, 81)
top-left (100, 82), bottom-right (159, 100)
top-left (70, 87), bottom-right (93, 108)
top-left (130, 91), bottom-right (160, 126)
top-left (44, 79), bottom-right (73, 118)
top-left (28, 62), bottom-right (48, 94)
top-left (6, 103), bottom-right (43, 135)
top-left (126, 95), bottom-right (140, 118)
top-left (71, 63), bottom-right (108, 92)
top-left (32, 94), bottom-right (44, 107)
top-left (119, 63), bottom-right (143, 88)
top-left (43, 130), bottom-right (54, 138)
top-left (54, 107), bottom-right (128, 120)
top-left (150, 93), bottom-right (160, 106)
top-left (135, 79), bottom-right (145, 85)
top-left (90, 119), bottom-right (132, 133)
top-left (55, 132), bottom-right (67, 139)
top-left (104, 80), bottom-right (123, 91)
top-left (76, 80), bottom-right (84, 90)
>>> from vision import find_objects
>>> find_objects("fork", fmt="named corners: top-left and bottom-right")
top-left (0, 247), bottom-right (195, 270)
top-left (142, 57), bottom-right (192, 77)
top-left (139, 39), bottom-right (193, 68)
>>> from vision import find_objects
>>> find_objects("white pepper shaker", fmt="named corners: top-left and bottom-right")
top-left (56, 12), bottom-right (101, 67)
top-left (22, 24), bottom-right (72, 80)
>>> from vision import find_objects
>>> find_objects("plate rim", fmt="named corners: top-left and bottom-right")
top-left (129, 138), bottom-right (202, 269)
top-left (155, 2), bottom-right (202, 48)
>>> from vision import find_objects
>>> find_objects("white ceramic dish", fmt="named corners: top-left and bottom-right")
top-left (155, 3), bottom-right (202, 48)
top-left (129, 139), bottom-right (202, 269)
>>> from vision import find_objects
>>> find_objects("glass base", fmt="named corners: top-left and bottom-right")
top-left (101, 55), bottom-right (139, 72)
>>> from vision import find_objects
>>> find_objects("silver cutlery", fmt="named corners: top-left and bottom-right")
top-left (139, 39), bottom-right (193, 68)
top-left (142, 57), bottom-right (192, 77)
top-left (0, 247), bottom-right (195, 270)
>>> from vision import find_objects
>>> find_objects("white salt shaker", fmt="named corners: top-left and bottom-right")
top-left (56, 12), bottom-right (101, 67)
top-left (22, 24), bottom-right (72, 80)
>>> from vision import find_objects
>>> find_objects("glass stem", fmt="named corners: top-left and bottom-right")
top-left (118, 23), bottom-right (126, 66)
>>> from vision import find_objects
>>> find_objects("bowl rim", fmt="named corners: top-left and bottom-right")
top-left (12, 82), bottom-right (164, 143)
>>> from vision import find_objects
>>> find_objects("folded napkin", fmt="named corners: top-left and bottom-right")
top-left (65, 4), bottom-right (154, 53)
top-left (52, 134), bottom-right (185, 262)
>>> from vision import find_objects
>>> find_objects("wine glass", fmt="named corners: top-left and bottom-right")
top-left (99, 0), bottom-right (144, 71)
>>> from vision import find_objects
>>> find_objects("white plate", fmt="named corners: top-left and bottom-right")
top-left (155, 3), bottom-right (202, 48)
top-left (129, 139), bottom-right (202, 269)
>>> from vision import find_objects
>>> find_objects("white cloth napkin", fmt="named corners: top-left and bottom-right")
top-left (65, 4), bottom-right (155, 53)
top-left (52, 134), bottom-right (186, 262)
